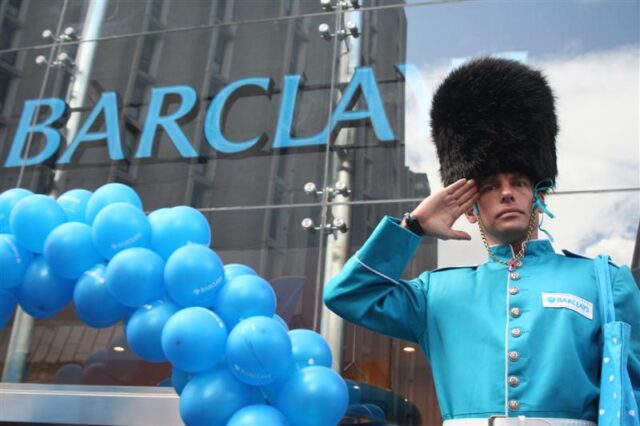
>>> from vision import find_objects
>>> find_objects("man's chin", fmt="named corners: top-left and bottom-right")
top-left (494, 227), bottom-right (529, 245)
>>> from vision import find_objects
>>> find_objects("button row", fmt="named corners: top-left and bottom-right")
top-left (508, 267), bottom-right (523, 411)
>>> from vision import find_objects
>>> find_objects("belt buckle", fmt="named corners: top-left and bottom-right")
top-left (488, 416), bottom-right (507, 426)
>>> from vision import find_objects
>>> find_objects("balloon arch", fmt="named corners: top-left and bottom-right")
top-left (0, 183), bottom-right (350, 426)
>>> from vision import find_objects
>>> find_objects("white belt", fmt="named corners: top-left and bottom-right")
top-left (443, 418), bottom-right (596, 426)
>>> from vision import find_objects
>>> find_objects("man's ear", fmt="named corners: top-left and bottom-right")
top-left (465, 204), bottom-right (478, 224)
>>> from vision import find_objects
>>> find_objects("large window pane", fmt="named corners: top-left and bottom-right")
top-left (0, 15), bottom-right (337, 210)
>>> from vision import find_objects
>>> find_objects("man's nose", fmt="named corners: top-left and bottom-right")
top-left (501, 183), bottom-right (515, 202)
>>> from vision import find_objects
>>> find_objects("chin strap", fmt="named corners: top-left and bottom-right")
top-left (532, 178), bottom-right (555, 242)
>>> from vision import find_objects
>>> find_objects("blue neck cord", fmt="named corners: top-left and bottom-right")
top-left (532, 178), bottom-right (556, 241)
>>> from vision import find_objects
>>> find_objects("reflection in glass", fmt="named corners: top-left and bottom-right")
top-left (325, 202), bottom-right (440, 424)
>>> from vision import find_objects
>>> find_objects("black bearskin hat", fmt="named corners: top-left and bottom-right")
top-left (430, 57), bottom-right (558, 186)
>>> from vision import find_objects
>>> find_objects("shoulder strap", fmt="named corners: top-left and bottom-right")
top-left (595, 254), bottom-right (615, 324)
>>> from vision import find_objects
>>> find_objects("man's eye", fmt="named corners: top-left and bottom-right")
top-left (481, 185), bottom-right (496, 192)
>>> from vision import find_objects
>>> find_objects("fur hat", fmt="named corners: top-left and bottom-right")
top-left (430, 57), bottom-right (558, 186)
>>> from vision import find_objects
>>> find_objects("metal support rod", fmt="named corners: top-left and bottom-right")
top-left (319, 8), bottom-right (362, 374)
top-left (1, 311), bottom-right (34, 382)
top-left (52, 0), bottom-right (109, 197)
top-left (2, 0), bottom-right (110, 384)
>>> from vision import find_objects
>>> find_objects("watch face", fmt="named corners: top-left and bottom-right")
top-left (403, 213), bottom-right (424, 236)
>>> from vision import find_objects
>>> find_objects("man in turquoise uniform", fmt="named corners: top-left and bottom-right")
top-left (323, 58), bottom-right (640, 425)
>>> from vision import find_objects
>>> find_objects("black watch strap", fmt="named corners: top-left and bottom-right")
top-left (402, 212), bottom-right (425, 237)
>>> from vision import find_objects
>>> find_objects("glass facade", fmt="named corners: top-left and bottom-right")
top-left (0, 1), bottom-right (638, 425)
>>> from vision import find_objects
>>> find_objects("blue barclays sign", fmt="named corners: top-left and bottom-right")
top-left (3, 65), bottom-right (419, 168)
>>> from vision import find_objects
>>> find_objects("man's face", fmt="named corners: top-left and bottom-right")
top-left (466, 172), bottom-right (538, 244)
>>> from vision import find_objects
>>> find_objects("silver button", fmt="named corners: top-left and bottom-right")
top-left (509, 286), bottom-right (519, 295)
top-left (508, 375), bottom-right (520, 387)
top-left (510, 307), bottom-right (521, 318)
top-left (508, 400), bottom-right (520, 411)
top-left (510, 271), bottom-right (520, 280)
top-left (511, 327), bottom-right (522, 337)
top-left (508, 351), bottom-right (520, 361)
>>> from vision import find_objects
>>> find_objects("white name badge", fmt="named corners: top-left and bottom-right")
top-left (541, 292), bottom-right (593, 320)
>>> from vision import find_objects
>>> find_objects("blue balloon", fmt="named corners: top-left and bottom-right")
top-left (261, 364), bottom-right (294, 405)
top-left (214, 275), bottom-right (276, 329)
top-left (224, 263), bottom-right (257, 281)
top-left (74, 264), bottom-right (126, 328)
top-left (276, 366), bottom-right (349, 426)
top-left (226, 316), bottom-right (292, 386)
top-left (18, 256), bottom-right (75, 318)
top-left (0, 188), bottom-right (33, 233)
top-left (44, 223), bottom-right (103, 279)
top-left (273, 314), bottom-right (289, 331)
top-left (92, 202), bottom-right (151, 260)
top-left (123, 307), bottom-right (136, 327)
top-left (10, 194), bottom-right (67, 253)
top-left (171, 367), bottom-right (194, 395)
top-left (179, 367), bottom-right (251, 426)
top-left (249, 386), bottom-right (268, 404)
top-left (150, 206), bottom-right (211, 260)
top-left (85, 183), bottom-right (142, 224)
top-left (147, 208), bottom-right (170, 227)
top-left (57, 189), bottom-right (92, 223)
top-left (164, 245), bottom-right (225, 307)
top-left (0, 234), bottom-right (33, 289)
top-left (227, 405), bottom-right (290, 426)
top-left (289, 329), bottom-right (332, 369)
top-left (125, 299), bottom-right (179, 362)
top-left (0, 289), bottom-right (17, 328)
top-left (105, 247), bottom-right (165, 307)
top-left (161, 307), bottom-right (227, 373)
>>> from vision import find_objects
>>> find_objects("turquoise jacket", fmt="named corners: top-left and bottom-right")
top-left (323, 216), bottom-right (640, 421)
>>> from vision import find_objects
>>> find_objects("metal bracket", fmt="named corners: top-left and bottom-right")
top-left (301, 217), bottom-right (348, 240)
top-left (318, 21), bottom-right (360, 41)
top-left (320, 0), bottom-right (360, 12)
top-left (304, 182), bottom-right (351, 201)
top-left (35, 52), bottom-right (76, 73)
top-left (35, 27), bottom-right (79, 72)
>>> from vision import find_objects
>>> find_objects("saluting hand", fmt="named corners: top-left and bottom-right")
top-left (408, 178), bottom-right (478, 241)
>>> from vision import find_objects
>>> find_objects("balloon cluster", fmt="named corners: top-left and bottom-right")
top-left (0, 184), bottom-right (348, 426)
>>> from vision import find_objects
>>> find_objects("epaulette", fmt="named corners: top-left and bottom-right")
top-left (561, 249), bottom-right (619, 268)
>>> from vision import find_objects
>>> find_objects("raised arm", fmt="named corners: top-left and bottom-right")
top-left (323, 179), bottom-right (478, 343)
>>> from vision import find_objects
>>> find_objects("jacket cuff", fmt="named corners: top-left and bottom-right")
top-left (355, 216), bottom-right (421, 281)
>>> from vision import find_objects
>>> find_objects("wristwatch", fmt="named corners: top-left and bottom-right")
top-left (402, 212), bottom-right (425, 237)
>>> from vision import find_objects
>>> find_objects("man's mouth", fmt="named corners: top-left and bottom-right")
top-left (497, 208), bottom-right (525, 218)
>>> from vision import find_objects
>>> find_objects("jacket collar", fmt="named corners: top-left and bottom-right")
top-left (488, 239), bottom-right (555, 262)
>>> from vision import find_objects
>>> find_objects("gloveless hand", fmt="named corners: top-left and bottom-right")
top-left (410, 178), bottom-right (478, 240)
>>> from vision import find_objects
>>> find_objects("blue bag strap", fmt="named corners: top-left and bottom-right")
top-left (595, 254), bottom-right (615, 325)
